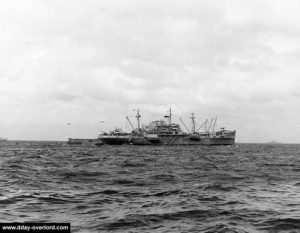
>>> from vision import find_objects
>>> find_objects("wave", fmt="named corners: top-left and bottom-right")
top-left (256, 217), bottom-right (300, 231)
top-left (198, 195), bottom-right (224, 202)
top-left (120, 160), bottom-right (146, 167)
top-left (203, 223), bottom-right (250, 233)
top-left (101, 209), bottom-right (231, 230)
top-left (99, 189), bottom-right (119, 195)
top-left (101, 210), bottom-right (210, 230)
top-left (60, 170), bottom-right (108, 181)
top-left (204, 183), bottom-right (237, 192)
top-left (110, 178), bottom-right (138, 186)
top-left (0, 194), bottom-right (37, 205)
top-left (152, 189), bottom-right (182, 197)
top-left (149, 174), bottom-right (177, 182)
top-left (1, 142), bottom-right (300, 231)
top-left (37, 196), bottom-right (74, 204)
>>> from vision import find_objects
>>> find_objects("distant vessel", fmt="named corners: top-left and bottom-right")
top-left (99, 109), bottom-right (236, 146)
top-left (99, 128), bottom-right (130, 145)
top-left (267, 140), bottom-right (281, 144)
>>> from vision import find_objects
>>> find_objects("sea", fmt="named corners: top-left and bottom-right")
top-left (0, 141), bottom-right (299, 233)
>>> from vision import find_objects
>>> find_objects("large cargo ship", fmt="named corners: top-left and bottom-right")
top-left (99, 109), bottom-right (236, 146)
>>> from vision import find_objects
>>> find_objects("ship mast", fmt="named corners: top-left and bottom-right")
top-left (168, 108), bottom-right (172, 125)
top-left (136, 108), bottom-right (141, 131)
top-left (190, 113), bottom-right (196, 133)
top-left (212, 117), bottom-right (217, 132)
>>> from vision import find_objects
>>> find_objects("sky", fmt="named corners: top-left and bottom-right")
top-left (1, 0), bottom-right (300, 142)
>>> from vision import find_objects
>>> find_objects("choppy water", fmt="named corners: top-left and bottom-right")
top-left (0, 142), bottom-right (299, 232)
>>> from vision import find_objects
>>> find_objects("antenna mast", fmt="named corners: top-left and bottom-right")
top-left (164, 108), bottom-right (172, 125)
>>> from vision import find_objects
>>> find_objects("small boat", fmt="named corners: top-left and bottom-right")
top-left (99, 128), bottom-right (130, 145)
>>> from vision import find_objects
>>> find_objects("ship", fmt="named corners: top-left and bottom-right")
top-left (99, 128), bottom-right (131, 145)
top-left (99, 109), bottom-right (236, 146)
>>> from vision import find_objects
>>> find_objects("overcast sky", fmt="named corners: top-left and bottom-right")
top-left (1, 0), bottom-right (300, 142)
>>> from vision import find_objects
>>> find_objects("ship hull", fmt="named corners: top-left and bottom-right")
top-left (99, 136), bottom-right (130, 145)
top-left (127, 135), bottom-right (234, 146)
top-left (68, 138), bottom-right (103, 146)
top-left (200, 137), bottom-right (235, 145)
top-left (130, 136), bottom-right (152, 145)
top-left (100, 135), bottom-right (235, 146)
top-left (154, 137), bottom-right (234, 145)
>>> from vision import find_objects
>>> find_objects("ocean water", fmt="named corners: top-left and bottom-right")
top-left (0, 142), bottom-right (299, 233)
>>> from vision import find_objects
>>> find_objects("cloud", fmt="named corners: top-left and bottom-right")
top-left (0, 0), bottom-right (300, 142)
